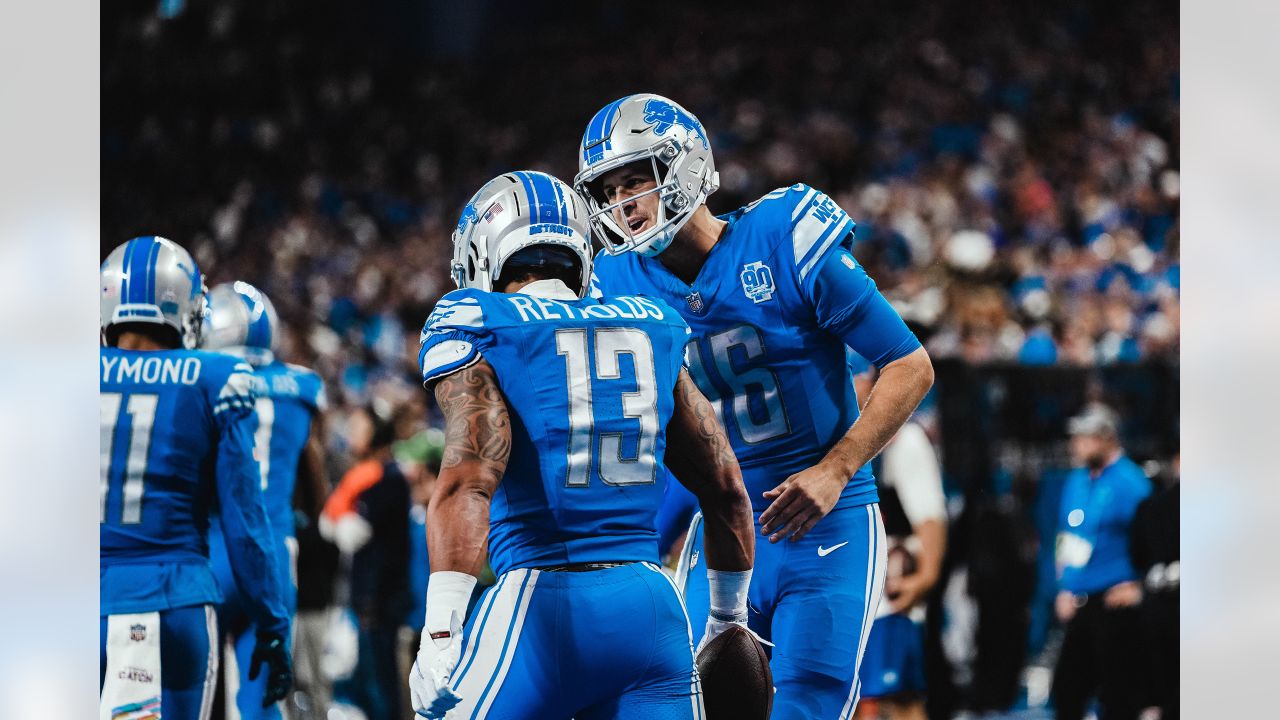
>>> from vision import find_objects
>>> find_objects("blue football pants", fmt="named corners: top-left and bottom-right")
top-left (100, 604), bottom-right (217, 720)
top-left (445, 562), bottom-right (705, 720)
top-left (678, 503), bottom-right (887, 720)
top-left (209, 529), bottom-right (296, 720)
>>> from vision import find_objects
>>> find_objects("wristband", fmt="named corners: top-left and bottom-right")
top-left (707, 569), bottom-right (751, 623)
top-left (424, 571), bottom-right (478, 635)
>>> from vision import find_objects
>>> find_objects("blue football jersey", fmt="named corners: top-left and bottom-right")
top-left (418, 286), bottom-right (691, 575)
top-left (247, 360), bottom-right (325, 536)
top-left (100, 347), bottom-right (288, 633)
top-left (593, 184), bottom-right (921, 512)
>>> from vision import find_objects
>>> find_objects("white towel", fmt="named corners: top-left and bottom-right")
top-left (101, 612), bottom-right (163, 720)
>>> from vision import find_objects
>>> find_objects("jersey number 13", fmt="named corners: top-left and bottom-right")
top-left (556, 327), bottom-right (659, 488)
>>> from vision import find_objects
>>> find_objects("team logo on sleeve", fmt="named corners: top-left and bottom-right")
top-left (740, 261), bottom-right (776, 304)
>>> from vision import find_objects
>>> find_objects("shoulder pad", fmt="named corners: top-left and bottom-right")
top-left (420, 289), bottom-right (489, 341)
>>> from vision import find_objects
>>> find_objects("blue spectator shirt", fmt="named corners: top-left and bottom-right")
top-left (1056, 455), bottom-right (1153, 595)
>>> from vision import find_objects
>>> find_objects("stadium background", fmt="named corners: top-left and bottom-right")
top-left (102, 0), bottom-right (1179, 718)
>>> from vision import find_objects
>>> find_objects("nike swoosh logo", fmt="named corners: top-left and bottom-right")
top-left (817, 541), bottom-right (849, 557)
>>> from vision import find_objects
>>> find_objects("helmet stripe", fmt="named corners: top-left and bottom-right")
top-left (143, 238), bottom-right (162, 307)
top-left (532, 172), bottom-right (561, 225)
top-left (126, 236), bottom-right (158, 305)
top-left (514, 172), bottom-right (539, 223)
top-left (550, 175), bottom-right (568, 226)
top-left (119, 238), bottom-right (136, 303)
top-left (583, 96), bottom-right (628, 165)
top-left (239, 291), bottom-right (273, 349)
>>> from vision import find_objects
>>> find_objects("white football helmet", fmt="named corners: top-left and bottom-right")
top-left (100, 235), bottom-right (208, 348)
top-left (573, 94), bottom-right (719, 257)
top-left (202, 281), bottom-right (280, 366)
top-left (451, 171), bottom-right (593, 297)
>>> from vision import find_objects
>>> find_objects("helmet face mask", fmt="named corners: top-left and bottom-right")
top-left (100, 236), bottom-right (208, 349)
top-left (574, 94), bottom-right (719, 258)
top-left (452, 171), bottom-right (594, 297)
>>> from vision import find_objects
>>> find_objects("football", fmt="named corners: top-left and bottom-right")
top-left (696, 625), bottom-right (773, 720)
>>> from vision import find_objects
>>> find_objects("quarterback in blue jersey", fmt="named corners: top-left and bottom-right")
top-left (575, 94), bottom-right (936, 719)
top-left (408, 171), bottom-right (756, 720)
top-left (100, 236), bottom-right (293, 719)
top-left (203, 281), bottom-right (329, 719)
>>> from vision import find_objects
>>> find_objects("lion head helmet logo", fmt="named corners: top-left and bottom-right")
top-left (642, 98), bottom-right (709, 150)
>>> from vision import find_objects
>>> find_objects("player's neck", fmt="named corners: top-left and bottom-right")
top-left (115, 332), bottom-right (175, 351)
top-left (658, 207), bottom-right (726, 285)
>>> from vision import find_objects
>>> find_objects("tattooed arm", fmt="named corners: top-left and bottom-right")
top-left (426, 359), bottom-right (512, 576)
top-left (665, 369), bottom-right (753, 572)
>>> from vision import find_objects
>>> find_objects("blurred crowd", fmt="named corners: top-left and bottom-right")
top-left (103, 0), bottom-right (1179, 416)
top-left (102, 0), bottom-right (1178, 717)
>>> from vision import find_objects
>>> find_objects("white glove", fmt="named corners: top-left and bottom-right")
top-left (409, 571), bottom-right (477, 719)
top-left (410, 611), bottom-right (464, 718)
top-left (696, 613), bottom-right (748, 655)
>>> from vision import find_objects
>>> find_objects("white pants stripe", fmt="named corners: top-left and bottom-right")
top-left (449, 571), bottom-right (508, 692)
top-left (839, 504), bottom-right (887, 720)
top-left (199, 604), bottom-right (218, 720)
top-left (641, 562), bottom-right (705, 720)
top-left (451, 568), bottom-right (540, 720)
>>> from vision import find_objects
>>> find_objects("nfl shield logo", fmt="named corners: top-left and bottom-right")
top-left (740, 261), bottom-right (776, 303)
top-left (685, 291), bottom-right (707, 315)
top-left (130, 624), bottom-right (147, 642)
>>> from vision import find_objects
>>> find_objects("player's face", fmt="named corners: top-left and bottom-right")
top-left (598, 163), bottom-right (660, 237)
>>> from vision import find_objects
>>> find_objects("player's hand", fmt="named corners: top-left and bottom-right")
top-left (248, 631), bottom-right (293, 708)
top-left (1055, 591), bottom-right (1078, 623)
top-left (886, 571), bottom-right (936, 614)
top-left (759, 462), bottom-right (847, 542)
top-left (1103, 580), bottom-right (1142, 608)
top-left (695, 614), bottom-right (773, 656)
top-left (410, 611), bottom-right (464, 719)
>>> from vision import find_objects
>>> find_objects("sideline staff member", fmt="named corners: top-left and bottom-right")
top-left (1051, 404), bottom-right (1152, 720)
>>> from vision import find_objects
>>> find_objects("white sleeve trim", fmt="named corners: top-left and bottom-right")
top-left (421, 339), bottom-right (481, 386)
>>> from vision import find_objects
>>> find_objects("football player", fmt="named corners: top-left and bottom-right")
top-left (100, 237), bottom-right (292, 719)
top-left (575, 94), bottom-right (935, 720)
top-left (409, 171), bottom-right (756, 719)
top-left (203, 281), bottom-right (329, 719)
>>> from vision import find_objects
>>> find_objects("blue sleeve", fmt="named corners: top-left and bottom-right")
top-left (295, 367), bottom-right (327, 413)
top-left (1116, 470), bottom-right (1154, 523)
top-left (211, 363), bottom-right (290, 636)
top-left (787, 184), bottom-right (858, 299)
top-left (812, 248), bottom-right (921, 368)
top-left (846, 347), bottom-right (873, 377)
top-left (588, 269), bottom-right (606, 299)
top-left (418, 291), bottom-right (493, 387)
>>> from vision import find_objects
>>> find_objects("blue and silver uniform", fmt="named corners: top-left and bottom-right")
top-left (209, 359), bottom-right (324, 719)
top-left (419, 284), bottom-right (705, 720)
top-left (100, 347), bottom-right (288, 717)
top-left (594, 183), bottom-right (920, 720)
